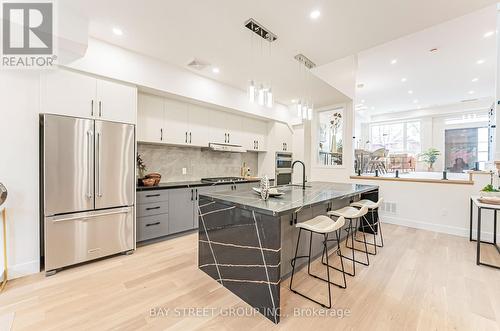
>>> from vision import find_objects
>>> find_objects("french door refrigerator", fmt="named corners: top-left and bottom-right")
top-left (40, 114), bottom-right (135, 275)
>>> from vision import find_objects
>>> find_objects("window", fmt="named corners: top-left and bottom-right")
top-left (370, 121), bottom-right (421, 155)
top-left (317, 108), bottom-right (344, 166)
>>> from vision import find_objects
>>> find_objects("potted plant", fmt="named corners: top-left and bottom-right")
top-left (480, 184), bottom-right (500, 198)
top-left (419, 148), bottom-right (440, 171)
top-left (329, 112), bottom-right (342, 153)
top-left (137, 154), bottom-right (147, 179)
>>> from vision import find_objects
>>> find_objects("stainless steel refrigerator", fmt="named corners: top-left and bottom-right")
top-left (40, 114), bottom-right (135, 275)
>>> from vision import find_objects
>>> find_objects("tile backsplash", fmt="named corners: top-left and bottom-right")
top-left (138, 143), bottom-right (259, 182)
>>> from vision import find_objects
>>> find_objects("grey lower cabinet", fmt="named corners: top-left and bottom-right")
top-left (136, 182), bottom-right (262, 243)
top-left (168, 187), bottom-right (198, 234)
top-left (136, 190), bottom-right (170, 242)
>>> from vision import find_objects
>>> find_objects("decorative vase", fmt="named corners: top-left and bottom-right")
top-left (330, 131), bottom-right (337, 153)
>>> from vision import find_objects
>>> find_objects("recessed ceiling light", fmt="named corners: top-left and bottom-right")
top-left (429, 48), bottom-right (439, 53)
top-left (371, 106), bottom-right (375, 110)
top-left (477, 59), bottom-right (485, 65)
top-left (291, 99), bottom-right (297, 103)
top-left (310, 10), bottom-right (321, 19)
top-left (408, 90), bottom-right (414, 94)
top-left (472, 78), bottom-right (479, 82)
top-left (391, 59), bottom-right (398, 65)
top-left (212, 67), bottom-right (220, 74)
top-left (112, 27), bottom-right (123, 36)
top-left (484, 31), bottom-right (495, 38)
top-left (468, 90), bottom-right (475, 95)
top-left (361, 99), bottom-right (365, 104)
top-left (413, 99), bottom-right (419, 103)
top-left (401, 78), bottom-right (407, 82)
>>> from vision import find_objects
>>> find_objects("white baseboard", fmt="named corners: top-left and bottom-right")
top-left (0, 260), bottom-right (39, 281)
top-left (381, 214), bottom-right (496, 242)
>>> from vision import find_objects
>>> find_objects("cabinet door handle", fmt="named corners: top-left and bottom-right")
top-left (224, 133), bottom-right (227, 143)
top-left (146, 206), bottom-right (161, 211)
top-left (91, 100), bottom-right (94, 117)
top-left (189, 132), bottom-right (192, 144)
top-left (257, 141), bottom-right (259, 150)
top-left (145, 222), bottom-right (161, 227)
top-left (185, 132), bottom-right (188, 143)
top-left (145, 194), bottom-right (160, 198)
top-left (228, 133), bottom-right (230, 143)
top-left (191, 189), bottom-right (194, 201)
top-left (195, 189), bottom-right (198, 200)
top-left (160, 128), bottom-right (163, 141)
top-left (98, 101), bottom-right (102, 117)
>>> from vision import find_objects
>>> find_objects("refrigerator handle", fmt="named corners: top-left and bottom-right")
top-left (86, 130), bottom-right (93, 199)
top-left (97, 132), bottom-right (103, 197)
top-left (50, 208), bottom-right (131, 223)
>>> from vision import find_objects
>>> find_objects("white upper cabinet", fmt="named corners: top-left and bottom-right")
top-left (96, 79), bottom-right (137, 124)
top-left (188, 105), bottom-right (211, 147)
top-left (274, 122), bottom-right (293, 152)
top-left (164, 99), bottom-right (190, 145)
top-left (243, 118), bottom-right (268, 151)
top-left (40, 69), bottom-right (137, 124)
top-left (209, 110), bottom-right (228, 144)
top-left (137, 93), bottom-right (275, 152)
top-left (225, 113), bottom-right (243, 145)
top-left (40, 69), bottom-right (97, 118)
top-left (137, 94), bottom-right (164, 143)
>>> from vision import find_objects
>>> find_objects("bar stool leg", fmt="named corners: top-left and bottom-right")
top-left (289, 228), bottom-right (302, 292)
top-left (323, 233), bottom-right (332, 309)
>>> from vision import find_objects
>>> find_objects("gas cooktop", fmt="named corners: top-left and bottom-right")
top-left (201, 177), bottom-right (248, 183)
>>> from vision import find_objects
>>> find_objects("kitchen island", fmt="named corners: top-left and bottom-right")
top-left (198, 182), bottom-right (378, 323)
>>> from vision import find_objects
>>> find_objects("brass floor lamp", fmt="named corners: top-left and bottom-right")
top-left (0, 208), bottom-right (6, 293)
top-left (0, 183), bottom-right (7, 293)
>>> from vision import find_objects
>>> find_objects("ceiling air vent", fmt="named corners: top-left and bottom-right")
top-left (461, 98), bottom-right (479, 103)
top-left (187, 58), bottom-right (210, 71)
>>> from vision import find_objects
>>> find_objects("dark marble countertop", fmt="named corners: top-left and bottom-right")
top-left (136, 178), bottom-right (272, 191)
top-left (198, 182), bottom-right (378, 216)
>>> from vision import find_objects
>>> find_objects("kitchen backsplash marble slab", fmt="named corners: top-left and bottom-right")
top-left (138, 143), bottom-right (258, 182)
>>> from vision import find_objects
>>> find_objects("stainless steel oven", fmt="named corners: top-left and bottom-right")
top-left (275, 152), bottom-right (293, 186)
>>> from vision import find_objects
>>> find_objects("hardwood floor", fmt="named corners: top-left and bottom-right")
top-left (0, 223), bottom-right (499, 331)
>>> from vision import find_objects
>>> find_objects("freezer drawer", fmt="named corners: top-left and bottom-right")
top-left (137, 214), bottom-right (169, 242)
top-left (44, 207), bottom-right (134, 271)
top-left (137, 200), bottom-right (169, 217)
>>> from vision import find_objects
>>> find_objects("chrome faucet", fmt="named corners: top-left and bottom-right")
top-left (292, 160), bottom-right (306, 190)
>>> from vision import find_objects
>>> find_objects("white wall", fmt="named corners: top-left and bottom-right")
top-left (67, 39), bottom-right (292, 124)
top-left (350, 174), bottom-right (497, 240)
top-left (0, 71), bottom-right (41, 279)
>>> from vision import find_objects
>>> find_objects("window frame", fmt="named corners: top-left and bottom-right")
top-left (369, 119), bottom-right (422, 155)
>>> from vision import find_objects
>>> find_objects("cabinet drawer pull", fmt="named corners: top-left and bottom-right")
top-left (185, 132), bottom-right (188, 143)
top-left (99, 101), bottom-right (102, 117)
top-left (189, 132), bottom-right (192, 144)
top-left (145, 222), bottom-right (161, 227)
top-left (145, 194), bottom-right (161, 198)
top-left (91, 100), bottom-right (94, 116)
top-left (160, 128), bottom-right (163, 141)
top-left (146, 206), bottom-right (161, 211)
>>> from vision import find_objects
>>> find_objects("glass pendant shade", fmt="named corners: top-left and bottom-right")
top-left (266, 88), bottom-right (273, 108)
top-left (258, 85), bottom-right (265, 106)
top-left (248, 80), bottom-right (256, 103)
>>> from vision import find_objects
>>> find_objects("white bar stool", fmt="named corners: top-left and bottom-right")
top-left (289, 215), bottom-right (347, 309)
top-left (349, 198), bottom-right (384, 255)
top-left (327, 205), bottom-right (369, 277)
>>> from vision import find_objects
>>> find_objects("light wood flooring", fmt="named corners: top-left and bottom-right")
top-left (0, 223), bottom-right (499, 331)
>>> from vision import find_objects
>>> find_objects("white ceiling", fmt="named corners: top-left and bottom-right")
top-left (322, 5), bottom-right (497, 115)
top-left (67, 0), bottom-right (498, 108)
